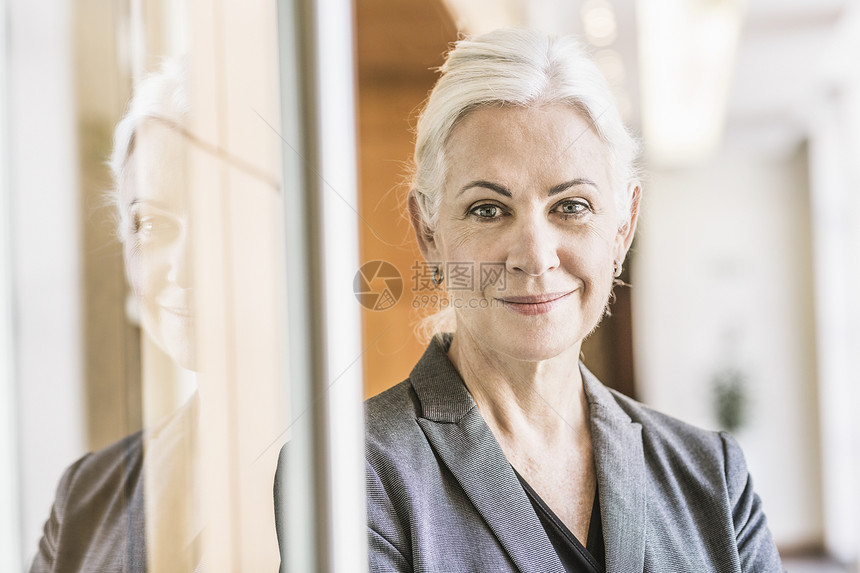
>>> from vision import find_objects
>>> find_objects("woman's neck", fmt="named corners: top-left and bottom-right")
top-left (447, 330), bottom-right (589, 444)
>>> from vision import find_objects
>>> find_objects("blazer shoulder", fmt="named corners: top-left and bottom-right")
top-left (604, 391), bottom-right (783, 570)
top-left (365, 379), bottom-right (422, 434)
top-left (364, 378), bottom-right (436, 471)
top-left (609, 389), bottom-right (723, 443)
top-left (30, 431), bottom-right (146, 572)
top-left (48, 431), bottom-right (144, 524)
top-left (603, 389), bottom-right (735, 479)
top-left (80, 431), bottom-right (144, 472)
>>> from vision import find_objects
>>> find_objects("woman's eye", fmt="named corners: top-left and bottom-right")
top-left (128, 211), bottom-right (178, 243)
top-left (556, 200), bottom-right (589, 217)
top-left (470, 204), bottom-right (502, 219)
top-left (130, 211), bottom-right (141, 234)
top-left (130, 214), bottom-right (155, 237)
top-left (138, 219), bottom-right (155, 235)
top-left (128, 211), bottom-right (152, 238)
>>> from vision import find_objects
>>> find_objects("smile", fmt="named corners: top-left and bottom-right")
top-left (161, 306), bottom-right (193, 319)
top-left (497, 291), bottom-right (573, 316)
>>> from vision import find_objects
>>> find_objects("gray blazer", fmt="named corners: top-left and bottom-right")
top-left (29, 431), bottom-right (147, 572)
top-left (366, 337), bottom-right (784, 572)
top-left (30, 399), bottom-right (199, 573)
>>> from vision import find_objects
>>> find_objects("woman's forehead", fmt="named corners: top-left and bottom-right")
top-left (120, 123), bottom-right (190, 208)
top-left (134, 120), bottom-right (189, 159)
top-left (443, 104), bottom-right (612, 187)
top-left (453, 104), bottom-right (599, 139)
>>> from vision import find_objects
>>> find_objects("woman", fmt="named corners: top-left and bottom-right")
top-left (365, 29), bottom-right (784, 572)
top-left (30, 60), bottom-right (203, 572)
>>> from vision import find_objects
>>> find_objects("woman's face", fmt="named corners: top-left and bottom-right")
top-left (416, 104), bottom-right (638, 362)
top-left (121, 121), bottom-right (196, 369)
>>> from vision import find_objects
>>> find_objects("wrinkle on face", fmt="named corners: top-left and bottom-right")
top-left (422, 104), bottom-right (629, 363)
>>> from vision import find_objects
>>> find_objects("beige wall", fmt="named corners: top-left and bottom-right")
top-left (356, 0), bottom-right (459, 398)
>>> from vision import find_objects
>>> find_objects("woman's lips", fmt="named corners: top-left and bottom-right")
top-left (497, 291), bottom-right (573, 316)
top-left (161, 306), bottom-right (193, 319)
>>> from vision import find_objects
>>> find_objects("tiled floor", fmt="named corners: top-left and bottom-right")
top-left (782, 556), bottom-right (854, 572)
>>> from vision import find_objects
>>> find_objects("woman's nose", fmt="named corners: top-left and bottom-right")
top-left (505, 216), bottom-right (560, 276)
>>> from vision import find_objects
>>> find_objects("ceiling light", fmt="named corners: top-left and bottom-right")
top-left (637, 0), bottom-right (744, 166)
top-left (582, 0), bottom-right (618, 47)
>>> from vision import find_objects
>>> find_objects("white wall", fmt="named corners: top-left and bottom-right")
top-left (7, 0), bottom-right (86, 564)
top-left (632, 149), bottom-right (823, 548)
top-left (808, 4), bottom-right (860, 563)
top-left (0, 0), bottom-right (23, 569)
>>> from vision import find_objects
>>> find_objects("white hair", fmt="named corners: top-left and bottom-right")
top-left (109, 58), bottom-right (188, 241)
top-left (411, 28), bottom-right (640, 232)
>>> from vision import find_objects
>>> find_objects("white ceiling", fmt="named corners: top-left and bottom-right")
top-left (445, 0), bottom-right (850, 159)
top-left (725, 0), bottom-right (846, 156)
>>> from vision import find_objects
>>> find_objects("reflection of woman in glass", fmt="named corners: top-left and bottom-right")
top-left (30, 60), bottom-right (202, 572)
top-left (365, 29), bottom-right (783, 572)
top-left (117, 70), bottom-right (195, 372)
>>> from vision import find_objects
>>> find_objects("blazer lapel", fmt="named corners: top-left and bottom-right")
top-left (410, 338), bottom-right (565, 573)
top-left (418, 412), bottom-right (566, 573)
top-left (582, 366), bottom-right (647, 573)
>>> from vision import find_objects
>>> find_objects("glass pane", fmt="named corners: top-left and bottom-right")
top-left (15, 1), bottom-right (290, 570)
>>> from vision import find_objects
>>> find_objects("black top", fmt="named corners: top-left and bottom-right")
top-left (514, 468), bottom-right (605, 573)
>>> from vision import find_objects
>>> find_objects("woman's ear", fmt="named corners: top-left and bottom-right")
top-left (615, 182), bottom-right (641, 258)
top-left (408, 190), bottom-right (438, 261)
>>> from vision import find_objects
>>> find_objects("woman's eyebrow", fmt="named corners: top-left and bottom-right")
top-left (458, 178), bottom-right (597, 197)
top-left (548, 178), bottom-right (597, 196)
top-left (128, 198), bottom-right (173, 211)
top-left (458, 180), bottom-right (513, 197)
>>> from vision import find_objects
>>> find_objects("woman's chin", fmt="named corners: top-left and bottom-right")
top-left (144, 319), bottom-right (198, 371)
top-left (458, 324), bottom-right (580, 364)
top-left (162, 332), bottom-right (197, 371)
top-left (498, 338), bottom-right (579, 363)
